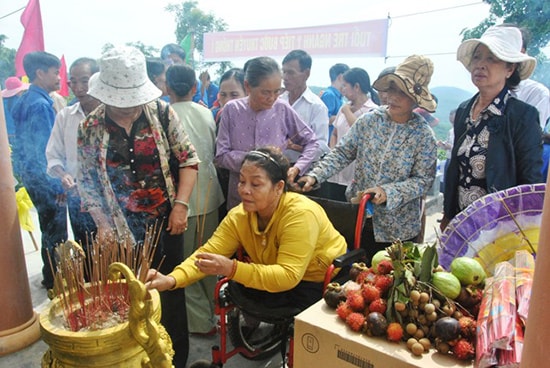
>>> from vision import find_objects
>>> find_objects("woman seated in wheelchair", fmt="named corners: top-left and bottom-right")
top-left (146, 146), bottom-right (347, 315)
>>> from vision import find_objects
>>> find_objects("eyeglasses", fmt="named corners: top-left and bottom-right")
top-left (257, 88), bottom-right (284, 98)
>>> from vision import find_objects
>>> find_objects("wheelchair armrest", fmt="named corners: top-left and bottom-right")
top-left (332, 248), bottom-right (366, 268)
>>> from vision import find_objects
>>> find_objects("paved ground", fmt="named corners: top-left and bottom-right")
top-left (0, 197), bottom-right (443, 368)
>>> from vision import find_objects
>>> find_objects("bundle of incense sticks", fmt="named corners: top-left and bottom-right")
top-left (49, 222), bottom-right (162, 331)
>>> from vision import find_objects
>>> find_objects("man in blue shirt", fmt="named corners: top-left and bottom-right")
top-left (12, 51), bottom-right (67, 290)
top-left (320, 63), bottom-right (349, 140)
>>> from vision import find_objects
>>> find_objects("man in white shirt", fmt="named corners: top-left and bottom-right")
top-left (280, 49), bottom-right (330, 164)
top-left (505, 25), bottom-right (550, 180)
top-left (513, 79), bottom-right (550, 130)
top-left (505, 25), bottom-right (550, 129)
top-left (46, 57), bottom-right (100, 247)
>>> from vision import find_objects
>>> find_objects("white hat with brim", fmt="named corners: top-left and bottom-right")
top-left (373, 55), bottom-right (437, 113)
top-left (2, 76), bottom-right (29, 98)
top-left (88, 46), bottom-right (161, 108)
top-left (457, 26), bottom-right (536, 81)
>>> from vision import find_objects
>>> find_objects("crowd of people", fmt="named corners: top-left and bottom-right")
top-left (2, 22), bottom-right (549, 367)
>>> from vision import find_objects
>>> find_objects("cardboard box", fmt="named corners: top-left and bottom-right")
top-left (294, 300), bottom-right (473, 368)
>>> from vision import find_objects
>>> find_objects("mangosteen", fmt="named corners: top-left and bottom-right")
top-left (434, 316), bottom-right (460, 342)
top-left (323, 282), bottom-right (346, 309)
top-left (367, 312), bottom-right (388, 336)
top-left (349, 262), bottom-right (368, 282)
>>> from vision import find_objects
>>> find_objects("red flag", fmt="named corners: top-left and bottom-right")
top-left (15, 0), bottom-right (45, 77)
top-left (58, 55), bottom-right (69, 97)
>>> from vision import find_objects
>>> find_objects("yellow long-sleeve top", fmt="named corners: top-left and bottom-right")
top-left (169, 192), bottom-right (347, 292)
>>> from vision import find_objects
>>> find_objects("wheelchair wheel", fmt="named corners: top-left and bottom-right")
top-left (227, 307), bottom-right (286, 360)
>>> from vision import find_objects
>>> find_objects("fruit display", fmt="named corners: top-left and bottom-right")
top-left (323, 240), bottom-right (487, 362)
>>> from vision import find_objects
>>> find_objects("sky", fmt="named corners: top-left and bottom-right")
top-left (0, 0), bottom-right (494, 93)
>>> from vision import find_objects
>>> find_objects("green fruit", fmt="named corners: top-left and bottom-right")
top-left (431, 272), bottom-right (461, 300)
top-left (371, 250), bottom-right (390, 270)
top-left (450, 257), bottom-right (487, 286)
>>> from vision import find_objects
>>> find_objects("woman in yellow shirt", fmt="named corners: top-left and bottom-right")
top-left (147, 146), bottom-right (347, 311)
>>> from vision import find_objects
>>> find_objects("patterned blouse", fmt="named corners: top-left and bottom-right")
top-left (457, 87), bottom-right (509, 211)
top-left (309, 106), bottom-right (437, 242)
top-left (215, 97), bottom-right (318, 209)
top-left (77, 101), bottom-right (200, 243)
top-left (328, 98), bottom-right (378, 186)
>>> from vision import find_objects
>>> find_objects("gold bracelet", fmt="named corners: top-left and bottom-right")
top-left (174, 199), bottom-right (189, 208)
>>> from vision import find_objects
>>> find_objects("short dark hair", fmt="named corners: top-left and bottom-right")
top-left (242, 146), bottom-right (289, 190)
top-left (166, 64), bottom-right (196, 97)
top-left (220, 68), bottom-right (245, 90)
top-left (244, 57), bottom-right (281, 88)
top-left (160, 43), bottom-right (186, 62)
top-left (23, 51), bottom-right (60, 82)
top-left (70, 57), bottom-right (99, 75)
top-left (146, 57), bottom-right (166, 83)
top-left (282, 49), bottom-right (312, 71)
top-left (343, 67), bottom-right (372, 95)
top-left (329, 63), bottom-right (350, 82)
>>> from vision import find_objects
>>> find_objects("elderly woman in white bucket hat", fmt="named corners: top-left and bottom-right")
top-left (440, 26), bottom-right (543, 230)
top-left (299, 55), bottom-right (437, 264)
top-left (77, 46), bottom-right (199, 367)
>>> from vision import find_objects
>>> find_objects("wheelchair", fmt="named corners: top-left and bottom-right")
top-left (189, 193), bottom-right (372, 368)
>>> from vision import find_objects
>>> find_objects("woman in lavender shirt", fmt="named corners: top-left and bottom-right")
top-left (215, 56), bottom-right (319, 210)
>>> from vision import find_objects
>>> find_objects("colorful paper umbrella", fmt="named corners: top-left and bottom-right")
top-left (438, 184), bottom-right (545, 275)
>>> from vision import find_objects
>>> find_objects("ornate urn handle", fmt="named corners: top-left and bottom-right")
top-left (108, 262), bottom-right (174, 368)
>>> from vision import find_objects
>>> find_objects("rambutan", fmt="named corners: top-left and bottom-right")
top-left (361, 284), bottom-right (381, 304)
top-left (336, 302), bottom-right (354, 321)
top-left (374, 274), bottom-right (393, 295)
top-left (347, 290), bottom-right (366, 311)
top-left (452, 338), bottom-right (475, 360)
top-left (386, 322), bottom-right (404, 342)
top-left (458, 316), bottom-right (476, 338)
top-left (369, 298), bottom-right (387, 314)
top-left (377, 260), bottom-right (394, 275)
top-left (356, 269), bottom-right (376, 285)
top-left (345, 312), bottom-right (366, 332)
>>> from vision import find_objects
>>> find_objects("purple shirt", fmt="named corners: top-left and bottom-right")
top-left (215, 96), bottom-right (318, 209)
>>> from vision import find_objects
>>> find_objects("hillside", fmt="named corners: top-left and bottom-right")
top-left (430, 86), bottom-right (472, 140)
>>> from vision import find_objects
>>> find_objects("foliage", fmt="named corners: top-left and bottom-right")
top-left (166, 1), bottom-right (232, 77)
top-left (101, 42), bottom-right (158, 58)
top-left (0, 35), bottom-right (16, 85)
top-left (461, 0), bottom-right (550, 86)
top-left (125, 42), bottom-right (159, 58)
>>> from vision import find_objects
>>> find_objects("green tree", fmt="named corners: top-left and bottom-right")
top-left (0, 35), bottom-right (16, 85)
top-left (461, 0), bottom-right (550, 86)
top-left (166, 1), bottom-right (232, 77)
top-left (101, 42), bottom-right (158, 57)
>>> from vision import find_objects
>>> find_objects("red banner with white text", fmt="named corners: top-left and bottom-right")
top-left (203, 19), bottom-right (389, 61)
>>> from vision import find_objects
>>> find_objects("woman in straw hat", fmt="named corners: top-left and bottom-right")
top-left (77, 46), bottom-right (199, 367)
top-left (299, 55), bottom-right (438, 263)
top-left (440, 26), bottom-right (543, 230)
